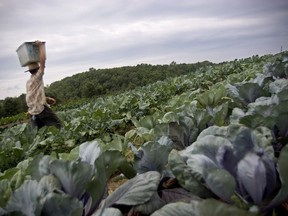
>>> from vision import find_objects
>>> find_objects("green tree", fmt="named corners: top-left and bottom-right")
top-left (0, 102), bottom-right (4, 117)
top-left (3, 97), bottom-right (21, 117)
top-left (81, 82), bottom-right (96, 98)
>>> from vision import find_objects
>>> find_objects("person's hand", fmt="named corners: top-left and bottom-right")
top-left (46, 97), bottom-right (56, 105)
top-left (35, 40), bottom-right (43, 46)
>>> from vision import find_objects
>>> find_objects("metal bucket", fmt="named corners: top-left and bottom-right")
top-left (16, 42), bottom-right (46, 67)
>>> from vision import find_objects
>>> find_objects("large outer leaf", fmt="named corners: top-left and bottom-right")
top-left (0, 167), bottom-right (19, 182)
top-left (230, 108), bottom-right (245, 124)
top-left (97, 150), bottom-right (126, 179)
top-left (161, 112), bottom-right (180, 124)
top-left (268, 58), bottom-right (288, 78)
top-left (102, 134), bottom-right (124, 152)
top-left (198, 199), bottom-right (258, 216)
top-left (196, 125), bottom-right (228, 140)
top-left (26, 155), bottom-right (52, 181)
top-left (168, 150), bottom-right (213, 198)
top-left (38, 174), bottom-right (62, 197)
top-left (226, 82), bottom-right (270, 107)
top-left (239, 94), bottom-right (288, 136)
top-left (79, 140), bottom-right (101, 166)
top-left (134, 141), bottom-right (172, 174)
top-left (266, 145), bottom-right (288, 210)
top-left (92, 207), bottom-right (122, 216)
top-left (227, 126), bottom-right (254, 157)
top-left (5, 180), bottom-right (41, 216)
top-left (240, 114), bottom-right (270, 129)
top-left (134, 115), bottom-right (157, 129)
top-left (83, 177), bottom-right (107, 216)
top-left (186, 154), bottom-right (217, 178)
top-left (274, 112), bottom-right (288, 139)
top-left (154, 116), bottom-right (198, 150)
top-left (0, 179), bottom-right (11, 207)
top-left (277, 88), bottom-right (288, 102)
top-left (160, 187), bottom-right (201, 204)
top-left (227, 125), bottom-right (274, 159)
top-left (193, 109), bottom-right (213, 131)
top-left (197, 124), bottom-right (274, 160)
top-left (253, 127), bottom-right (274, 158)
top-left (154, 123), bottom-right (170, 140)
top-left (41, 193), bottom-right (83, 216)
top-left (157, 136), bottom-right (174, 147)
top-left (227, 125), bottom-right (275, 161)
top-left (49, 160), bottom-right (94, 199)
top-left (216, 145), bottom-right (238, 177)
top-left (269, 79), bottom-right (288, 94)
top-left (226, 83), bottom-right (240, 101)
top-left (196, 84), bottom-right (227, 107)
top-left (59, 146), bottom-right (80, 161)
top-left (104, 171), bottom-right (160, 207)
top-left (238, 82), bottom-right (269, 104)
top-left (118, 160), bottom-right (137, 179)
top-left (0, 208), bottom-right (6, 215)
top-left (133, 127), bottom-right (154, 142)
top-left (150, 202), bottom-right (198, 216)
top-left (204, 168), bottom-right (236, 203)
top-left (184, 135), bottom-right (232, 164)
top-left (167, 122), bottom-right (190, 150)
top-left (167, 116), bottom-right (200, 149)
top-left (131, 192), bottom-right (165, 215)
top-left (84, 154), bottom-right (109, 216)
top-left (212, 103), bottom-right (229, 126)
top-left (8, 169), bottom-right (26, 191)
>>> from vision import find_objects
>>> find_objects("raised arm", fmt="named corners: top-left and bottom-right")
top-left (35, 40), bottom-right (46, 71)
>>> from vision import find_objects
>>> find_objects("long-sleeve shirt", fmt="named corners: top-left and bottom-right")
top-left (26, 67), bottom-right (48, 115)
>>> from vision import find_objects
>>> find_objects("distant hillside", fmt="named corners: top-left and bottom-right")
top-left (45, 61), bottom-right (213, 102)
top-left (0, 61), bottom-right (212, 118)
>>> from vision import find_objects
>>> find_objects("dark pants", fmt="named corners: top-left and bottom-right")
top-left (30, 105), bottom-right (62, 129)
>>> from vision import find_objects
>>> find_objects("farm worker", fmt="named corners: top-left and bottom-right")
top-left (25, 40), bottom-right (62, 129)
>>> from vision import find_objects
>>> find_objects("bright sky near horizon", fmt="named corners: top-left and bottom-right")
top-left (0, 0), bottom-right (287, 99)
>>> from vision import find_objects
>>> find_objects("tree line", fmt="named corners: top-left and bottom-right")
top-left (0, 61), bottom-right (212, 118)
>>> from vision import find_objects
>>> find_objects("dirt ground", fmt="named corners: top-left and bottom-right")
top-left (108, 175), bottom-right (129, 195)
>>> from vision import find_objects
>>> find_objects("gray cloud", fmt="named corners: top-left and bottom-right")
top-left (0, 0), bottom-right (288, 99)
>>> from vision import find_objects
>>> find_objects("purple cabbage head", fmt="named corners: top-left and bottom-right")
top-left (236, 151), bottom-right (276, 205)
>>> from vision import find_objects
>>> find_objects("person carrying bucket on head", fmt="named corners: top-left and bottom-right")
top-left (24, 40), bottom-right (62, 129)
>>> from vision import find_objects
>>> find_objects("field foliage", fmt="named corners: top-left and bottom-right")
top-left (0, 52), bottom-right (287, 216)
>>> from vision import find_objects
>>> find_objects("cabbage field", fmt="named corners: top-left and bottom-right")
top-left (0, 52), bottom-right (287, 216)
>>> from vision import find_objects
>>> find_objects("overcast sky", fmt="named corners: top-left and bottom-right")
top-left (0, 0), bottom-right (287, 99)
